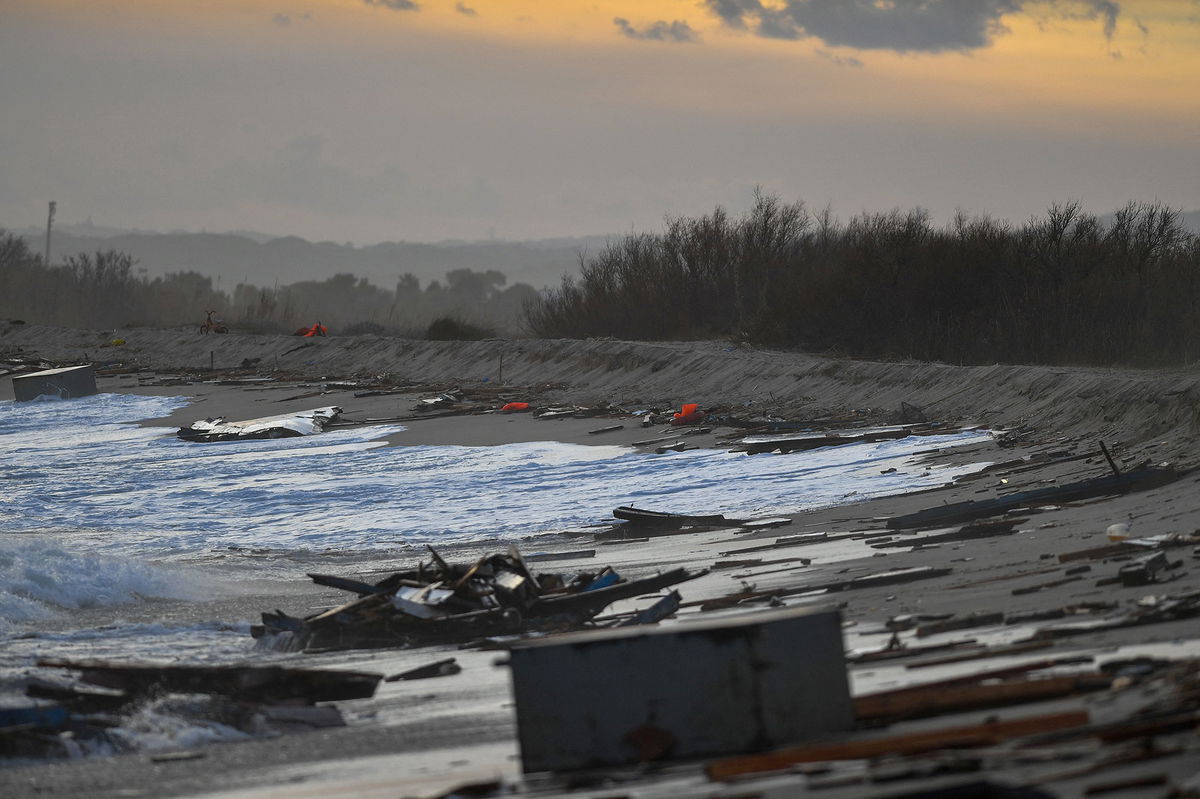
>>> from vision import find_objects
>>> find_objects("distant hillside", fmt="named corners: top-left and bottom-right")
top-left (11, 226), bottom-right (599, 291)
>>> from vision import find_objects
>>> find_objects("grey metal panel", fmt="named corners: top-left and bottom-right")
top-left (509, 604), bottom-right (852, 773)
top-left (12, 365), bottom-right (98, 401)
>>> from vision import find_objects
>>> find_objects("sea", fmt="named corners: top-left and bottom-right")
top-left (0, 392), bottom-right (991, 756)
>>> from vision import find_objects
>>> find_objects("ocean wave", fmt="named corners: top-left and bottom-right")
top-left (0, 391), bottom-right (991, 556)
top-left (0, 540), bottom-right (202, 630)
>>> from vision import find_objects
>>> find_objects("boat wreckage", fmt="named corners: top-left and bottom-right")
top-left (253, 545), bottom-right (705, 653)
top-left (178, 406), bottom-right (343, 442)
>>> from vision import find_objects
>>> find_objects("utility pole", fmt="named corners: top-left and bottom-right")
top-left (44, 201), bottom-right (56, 267)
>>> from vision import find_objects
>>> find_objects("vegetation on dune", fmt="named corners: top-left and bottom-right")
top-left (5, 193), bottom-right (1198, 366)
top-left (0, 235), bottom-right (535, 337)
top-left (523, 192), bottom-right (1200, 367)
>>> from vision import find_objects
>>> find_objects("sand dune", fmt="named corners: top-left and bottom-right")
top-left (4, 322), bottom-right (1198, 447)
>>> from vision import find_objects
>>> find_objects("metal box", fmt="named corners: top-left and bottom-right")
top-left (12, 365), bottom-right (98, 401)
top-left (508, 604), bottom-right (852, 773)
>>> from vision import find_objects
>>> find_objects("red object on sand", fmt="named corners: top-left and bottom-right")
top-left (501, 402), bottom-right (531, 412)
top-left (671, 403), bottom-right (705, 425)
top-left (302, 323), bottom-right (328, 337)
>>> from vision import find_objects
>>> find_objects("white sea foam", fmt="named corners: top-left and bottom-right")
top-left (1, 393), bottom-right (991, 556)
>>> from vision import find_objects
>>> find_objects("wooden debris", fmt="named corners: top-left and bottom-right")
top-left (254, 548), bottom-right (706, 652)
top-left (915, 611), bottom-right (1005, 638)
top-left (36, 659), bottom-right (382, 705)
top-left (614, 591), bottom-right (681, 627)
top-left (524, 549), bottom-right (596, 563)
top-left (871, 519), bottom-right (1021, 549)
top-left (587, 424), bottom-right (624, 435)
top-left (1118, 550), bottom-right (1169, 586)
top-left (385, 658), bottom-right (462, 682)
top-left (1012, 575), bottom-right (1085, 596)
top-left (706, 710), bottom-right (1091, 780)
top-left (886, 465), bottom-right (1180, 529)
top-left (732, 423), bottom-right (952, 455)
top-left (904, 639), bottom-right (1055, 668)
top-left (855, 673), bottom-right (1110, 723)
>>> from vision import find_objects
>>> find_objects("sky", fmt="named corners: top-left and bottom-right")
top-left (1, 0), bottom-right (1198, 244)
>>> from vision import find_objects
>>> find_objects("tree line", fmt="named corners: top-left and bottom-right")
top-left (0, 231), bottom-right (538, 338)
top-left (522, 193), bottom-right (1200, 366)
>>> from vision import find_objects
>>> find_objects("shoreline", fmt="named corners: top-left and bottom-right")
top-left (4, 327), bottom-right (1200, 797)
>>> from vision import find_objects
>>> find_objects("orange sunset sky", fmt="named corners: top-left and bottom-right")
top-left (2, 0), bottom-right (1197, 242)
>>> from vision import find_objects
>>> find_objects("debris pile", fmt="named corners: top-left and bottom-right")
top-left (252, 545), bottom-right (705, 653)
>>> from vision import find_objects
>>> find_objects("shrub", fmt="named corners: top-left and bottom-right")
top-left (425, 316), bottom-right (494, 341)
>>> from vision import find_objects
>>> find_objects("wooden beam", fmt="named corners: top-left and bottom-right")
top-left (705, 710), bottom-right (1090, 781)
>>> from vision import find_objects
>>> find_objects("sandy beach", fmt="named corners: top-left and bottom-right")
top-left (3, 323), bottom-right (1200, 798)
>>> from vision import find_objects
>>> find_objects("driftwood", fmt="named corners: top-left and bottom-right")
top-left (36, 659), bottom-right (382, 705)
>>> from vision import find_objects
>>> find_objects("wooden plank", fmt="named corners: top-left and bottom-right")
top-left (903, 638), bottom-right (1054, 669)
top-left (705, 710), bottom-right (1091, 780)
top-left (854, 674), bottom-right (1108, 722)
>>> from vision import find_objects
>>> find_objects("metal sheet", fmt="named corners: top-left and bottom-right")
top-left (509, 604), bottom-right (853, 773)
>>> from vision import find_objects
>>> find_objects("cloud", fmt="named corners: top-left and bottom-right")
top-left (455, 3), bottom-right (477, 16)
top-left (362, 0), bottom-right (419, 11)
top-left (613, 18), bottom-right (700, 43)
top-left (703, 0), bottom-right (1125, 53)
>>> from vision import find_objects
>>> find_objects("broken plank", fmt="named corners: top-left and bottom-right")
top-left (524, 549), bottom-right (596, 563)
top-left (915, 612), bottom-right (1005, 638)
top-left (1012, 575), bottom-right (1084, 595)
top-left (385, 658), bottom-right (462, 682)
top-left (307, 572), bottom-right (382, 595)
top-left (854, 673), bottom-right (1110, 723)
top-left (587, 424), bottom-right (624, 435)
top-left (904, 638), bottom-right (1055, 668)
top-left (706, 710), bottom-right (1091, 780)
top-left (36, 659), bottom-right (382, 704)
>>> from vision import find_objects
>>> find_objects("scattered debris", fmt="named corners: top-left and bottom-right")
top-left (733, 423), bottom-right (956, 455)
top-left (887, 464), bottom-right (1182, 529)
top-left (871, 518), bottom-right (1021, 549)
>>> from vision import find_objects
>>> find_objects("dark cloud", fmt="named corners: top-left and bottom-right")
top-left (613, 18), bottom-right (700, 43)
top-left (455, 3), bottom-right (477, 16)
top-left (362, 0), bottom-right (419, 11)
top-left (703, 0), bottom-right (1125, 53)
